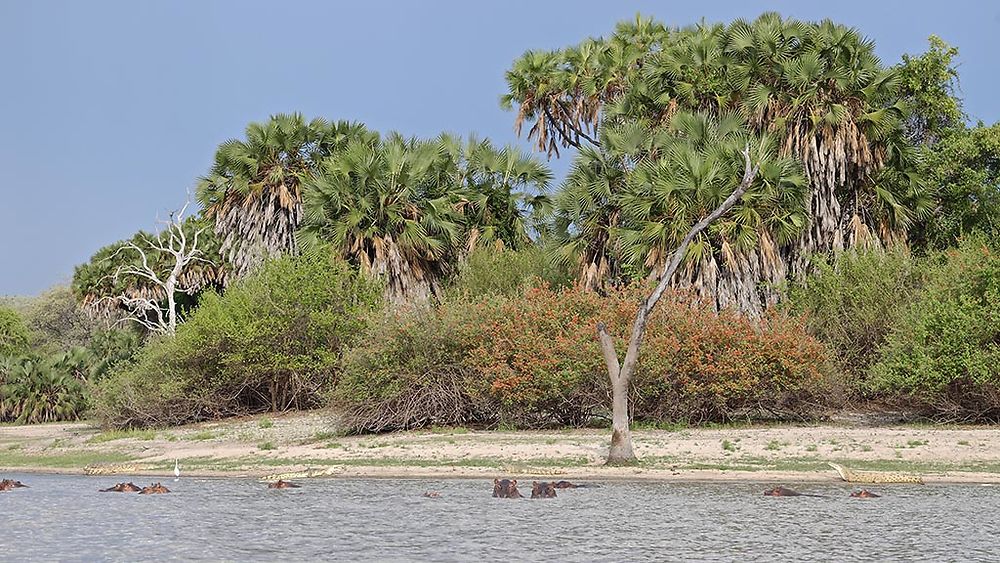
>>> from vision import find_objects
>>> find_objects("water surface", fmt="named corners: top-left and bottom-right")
top-left (0, 474), bottom-right (997, 561)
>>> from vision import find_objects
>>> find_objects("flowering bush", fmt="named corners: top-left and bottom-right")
top-left (336, 283), bottom-right (834, 432)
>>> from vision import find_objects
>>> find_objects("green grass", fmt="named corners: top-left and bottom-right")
top-left (312, 431), bottom-right (338, 441)
top-left (805, 444), bottom-right (817, 452)
top-left (721, 439), bottom-right (736, 452)
top-left (860, 444), bottom-right (873, 452)
top-left (907, 439), bottom-right (928, 448)
top-left (189, 431), bottom-right (219, 441)
top-left (958, 440), bottom-right (970, 446)
top-left (258, 441), bottom-right (276, 451)
top-left (0, 450), bottom-right (135, 469)
top-left (765, 440), bottom-right (782, 451)
top-left (87, 429), bottom-right (157, 444)
top-left (257, 418), bottom-right (274, 429)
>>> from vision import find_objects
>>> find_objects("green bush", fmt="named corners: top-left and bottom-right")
top-left (334, 303), bottom-right (493, 433)
top-left (786, 248), bottom-right (924, 391)
top-left (335, 283), bottom-right (834, 432)
top-left (14, 285), bottom-right (102, 354)
top-left (445, 246), bottom-right (571, 299)
top-left (0, 306), bottom-right (30, 357)
top-left (870, 240), bottom-right (1000, 420)
top-left (94, 255), bottom-right (382, 428)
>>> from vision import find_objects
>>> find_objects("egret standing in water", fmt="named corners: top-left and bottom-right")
top-left (174, 459), bottom-right (180, 482)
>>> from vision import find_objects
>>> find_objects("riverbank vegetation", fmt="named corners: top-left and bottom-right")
top-left (2, 13), bottom-right (999, 434)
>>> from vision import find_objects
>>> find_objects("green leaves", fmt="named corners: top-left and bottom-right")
top-left (0, 306), bottom-right (30, 358)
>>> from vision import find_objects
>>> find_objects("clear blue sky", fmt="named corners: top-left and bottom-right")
top-left (2, 0), bottom-right (997, 296)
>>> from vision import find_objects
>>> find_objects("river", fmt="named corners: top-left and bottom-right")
top-left (0, 474), bottom-right (997, 561)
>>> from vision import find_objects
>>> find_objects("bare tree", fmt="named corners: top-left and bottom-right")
top-left (597, 148), bottom-right (760, 465)
top-left (102, 196), bottom-right (212, 336)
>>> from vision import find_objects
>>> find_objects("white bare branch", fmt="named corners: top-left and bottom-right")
top-left (103, 191), bottom-right (214, 336)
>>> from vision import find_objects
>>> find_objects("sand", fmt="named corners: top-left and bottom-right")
top-left (2, 411), bottom-right (998, 483)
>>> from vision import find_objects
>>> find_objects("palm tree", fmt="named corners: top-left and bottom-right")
top-left (299, 133), bottom-right (551, 304)
top-left (504, 13), bottom-right (931, 314)
top-left (551, 112), bottom-right (807, 311)
top-left (197, 114), bottom-right (375, 278)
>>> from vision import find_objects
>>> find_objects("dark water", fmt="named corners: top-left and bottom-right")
top-left (1, 474), bottom-right (998, 562)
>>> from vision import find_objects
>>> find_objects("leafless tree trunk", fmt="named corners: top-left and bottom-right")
top-left (102, 196), bottom-right (212, 336)
top-left (597, 147), bottom-right (760, 465)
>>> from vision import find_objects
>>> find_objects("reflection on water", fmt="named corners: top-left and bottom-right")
top-left (0, 474), bottom-right (998, 562)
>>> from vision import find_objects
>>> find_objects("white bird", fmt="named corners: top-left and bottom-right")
top-left (174, 459), bottom-right (180, 482)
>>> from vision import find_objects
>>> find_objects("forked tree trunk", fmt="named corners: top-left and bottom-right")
top-left (596, 148), bottom-right (759, 465)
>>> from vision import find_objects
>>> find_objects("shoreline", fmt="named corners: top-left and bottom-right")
top-left (3, 412), bottom-right (1000, 484)
top-left (7, 466), bottom-right (1000, 485)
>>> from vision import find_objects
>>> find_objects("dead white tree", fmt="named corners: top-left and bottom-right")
top-left (104, 196), bottom-right (211, 336)
top-left (597, 147), bottom-right (760, 465)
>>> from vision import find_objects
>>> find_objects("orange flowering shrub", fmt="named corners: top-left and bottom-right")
top-left (635, 297), bottom-right (834, 422)
top-left (335, 282), bottom-right (834, 432)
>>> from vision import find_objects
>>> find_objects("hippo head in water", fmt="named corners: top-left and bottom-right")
top-left (139, 482), bottom-right (171, 494)
top-left (763, 486), bottom-right (802, 497)
top-left (850, 489), bottom-right (881, 498)
top-left (267, 480), bottom-right (301, 489)
top-left (493, 479), bottom-right (523, 498)
top-left (100, 482), bottom-right (142, 493)
top-left (531, 481), bottom-right (557, 499)
top-left (0, 479), bottom-right (28, 492)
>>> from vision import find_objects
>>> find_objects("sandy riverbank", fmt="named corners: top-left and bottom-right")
top-left (2, 412), bottom-right (999, 483)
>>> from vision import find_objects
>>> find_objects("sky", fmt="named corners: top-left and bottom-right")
top-left (1, 0), bottom-right (998, 296)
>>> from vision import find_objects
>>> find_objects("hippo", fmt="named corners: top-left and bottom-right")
top-left (551, 480), bottom-right (598, 489)
top-left (0, 479), bottom-right (28, 491)
top-left (850, 489), bottom-right (881, 498)
top-left (530, 481), bottom-right (557, 499)
top-left (763, 486), bottom-right (822, 497)
top-left (492, 479), bottom-right (523, 499)
top-left (138, 483), bottom-right (171, 494)
top-left (100, 482), bottom-right (142, 493)
top-left (267, 480), bottom-right (301, 489)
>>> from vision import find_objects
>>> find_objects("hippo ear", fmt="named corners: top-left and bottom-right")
top-left (532, 481), bottom-right (538, 486)
top-left (511, 479), bottom-right (517, 486)
top-left (494, 478), bottom-right (499, 485)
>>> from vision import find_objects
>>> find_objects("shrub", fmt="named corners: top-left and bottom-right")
top-left (0, 306), bottom-right (30, 357)
top-left (93, 255), bottom-right (382, 428)
top-left (786, 248), bottom-right (923, 391)
top-left (635, 300), bottom-right (835, 423)
top-left (870, 240), bottom-right (1000, 420)
top-left (334, 303), bottom-right (493, 433)
top-left (335, 283), bottom-right (833, 432)
top-left (445, 246), bottom-right (571, 299)
top-left (15, 285), bottom-right (102, 354)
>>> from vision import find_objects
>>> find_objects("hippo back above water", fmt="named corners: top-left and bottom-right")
top-left (267, 480), bottom-right (301, 489)
top-left (139, 483), bottom-right (171, 494)
top-left (100, 482), bottom-right (142, 493)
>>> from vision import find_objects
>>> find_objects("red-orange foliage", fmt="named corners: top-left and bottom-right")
top-left (336, 282), bottom-right (834, 432)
